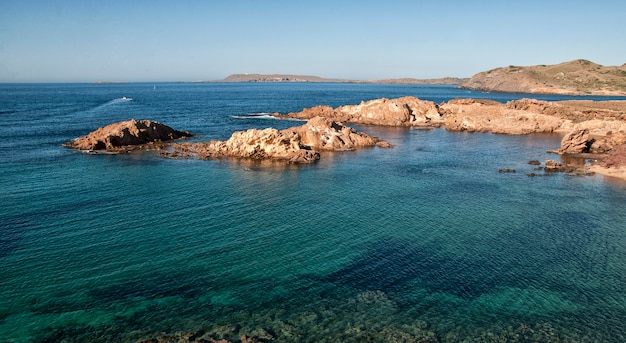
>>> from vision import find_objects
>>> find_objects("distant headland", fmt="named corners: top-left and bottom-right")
top-left (210, 73), bottom-right (468, 85)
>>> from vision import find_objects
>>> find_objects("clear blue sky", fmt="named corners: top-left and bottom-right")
top-left (1, 0), bottom-right (625, 82)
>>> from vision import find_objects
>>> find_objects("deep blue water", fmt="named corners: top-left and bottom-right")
top-left (1, 83), bottom-right (626, 342)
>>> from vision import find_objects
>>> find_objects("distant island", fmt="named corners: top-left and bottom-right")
top-left (210, 73), bottom-right (467, 85)
top-left (461, 59), bottom-right (626, 96)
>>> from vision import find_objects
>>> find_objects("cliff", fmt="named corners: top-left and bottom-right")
top-left (461, 59), bottom-right (626, 95)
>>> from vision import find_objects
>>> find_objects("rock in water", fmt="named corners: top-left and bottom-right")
top-left (288, 116), bottom-right (389, 151)
top-left (63, 119), bottom-right (192, 151)
top-left (168, 116), bottom-right (390, 163)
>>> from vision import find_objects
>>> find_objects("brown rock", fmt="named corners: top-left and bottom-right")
top-left (168, 117), bottom-right (389, 163)
top-left (544, 159), bottom-right (577, 173)
top-left (602, 144), bottom-right (626, 168)
top-left (64, 119), bottom-right (191, 151)
top-left (275, 96), bottom-right (442, 127)
top-left (440, 98), bottom-right (564, 134)
top-left (559, 129), bottom-right (593, 153)
top-left (336, 96), bottom-right (442, 127)
top-left (171, 128), bottom-right (319, 163)
top-left (287, 116), bottom-right (387, 151)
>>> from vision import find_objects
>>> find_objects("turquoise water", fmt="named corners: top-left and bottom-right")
top-left (1, 83), bottom-right (626, 342)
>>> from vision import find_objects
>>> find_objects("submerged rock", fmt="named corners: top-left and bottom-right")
top-left (63, 119), bottom-right (192, 152)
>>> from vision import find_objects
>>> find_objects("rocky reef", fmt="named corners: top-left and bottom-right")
top-left (63, 119), bottom-right (192, 152)
top-left (163, 117), bottom-right (391, 163)
top-left (274, 96), bottom-right (626, 179)
top-left (64, 98), bottom-right (626, 178)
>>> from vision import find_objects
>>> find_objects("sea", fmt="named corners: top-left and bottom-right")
top-left (1, 82), bottom-right (626, 343)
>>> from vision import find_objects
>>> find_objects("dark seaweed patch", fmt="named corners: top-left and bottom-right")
top-left (321, 239), bottom-right (522, 299)
top-left (89, 278), bottom-right (203, 304)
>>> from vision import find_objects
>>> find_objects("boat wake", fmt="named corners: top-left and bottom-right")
top-left (92, 97), bottom-right (133, 110)
top-left (231, 112), bottom-right (305, 121)
top-left (230, 112), bottom-right (276, 119)
top-left (110, 96), bottom-right (133, 103)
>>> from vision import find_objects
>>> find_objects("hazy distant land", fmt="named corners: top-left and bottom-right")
top-left (212, 73), bottom-right (468, 85)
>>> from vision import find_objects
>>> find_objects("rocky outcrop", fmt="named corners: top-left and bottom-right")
top-left (440, 98), bottom-right (565, 134)
top-left (558, 129), bottom-right (593, 153)
top-left (544, 159), bottom-right (578, 173)
top-left (63, 119), bottom-right (191, 152)
top-left (289, 116), bottom-right (392, 151)
top-left (275, 97), bottom-right (626, 138)
top-left (337, 96), bottom-right (443, 126)
top-left (165, 117), bottom-right (390, 163)
top-left (274, 97), bottom-right (443, 127)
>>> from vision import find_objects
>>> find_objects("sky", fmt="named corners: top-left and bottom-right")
top-left (1, 0), bottom-right (625, 82)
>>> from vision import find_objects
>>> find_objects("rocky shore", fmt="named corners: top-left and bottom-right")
top-left (273, 96), bottom-right (626, 180)
top-left (162, 117), bottom-right (391, 163)
top-left (64, 97), bottom-right (626, 180)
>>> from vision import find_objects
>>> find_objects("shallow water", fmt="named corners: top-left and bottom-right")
top-left (1, 83), bottom-right (626, 342)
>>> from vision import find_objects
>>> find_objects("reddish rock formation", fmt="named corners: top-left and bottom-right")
top-left (63, 119), bottom-right (191, 152)
top-left (166, 117), bottom-right (390, 163)
top-left (274, 97), bottom-right (443, 127)
top-left (336, 96), bottom-right (443, 126)
top-left (440, 98), bottom-right (564, 134)
top-left (602, 144), bottom-right (626, 168)
top-left (558, 129), bottom-right (593, 153)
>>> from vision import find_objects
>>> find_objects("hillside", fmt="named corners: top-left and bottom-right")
top-left (461, 59), bottom-right (626, 95)
top-left (213, 74), bottom-right (466, 84)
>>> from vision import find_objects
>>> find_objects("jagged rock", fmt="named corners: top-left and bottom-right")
top-left (559, 129), bottom-right (593, 153)
top-left (63, 119), bottom-right (191, 152)
top-left (336, 96), bottom-right (442, 126)
top-left (170, 127), bottom-right (319, 163)
top-left (275, 97), bottom-right (442, 127)
top-left (289, 116), bottom-right (389, 151)
top-left (440, 98), bottom-right (564, 134)
top-left (167, 117), bottom-right (390, 163)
